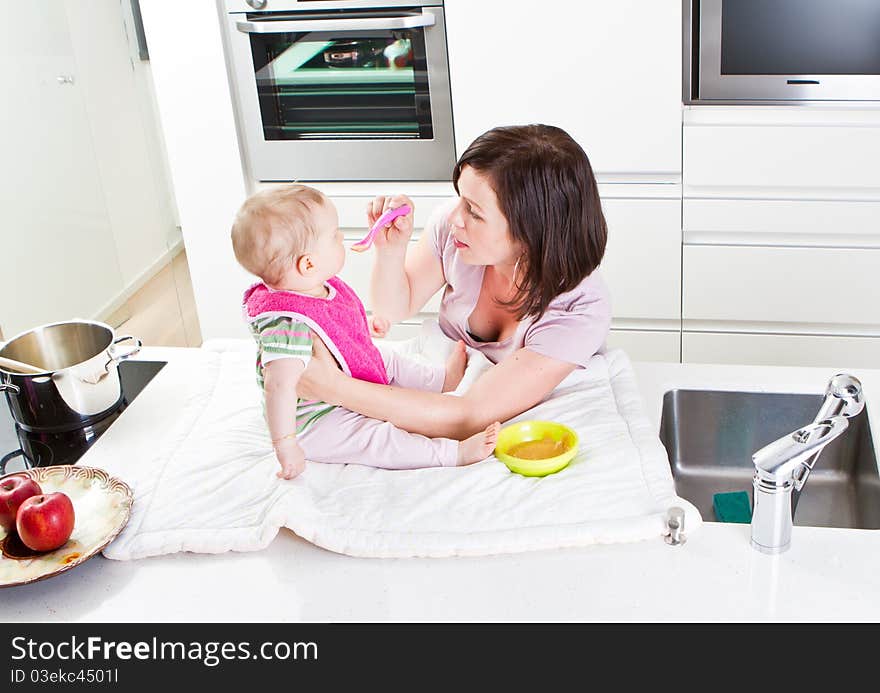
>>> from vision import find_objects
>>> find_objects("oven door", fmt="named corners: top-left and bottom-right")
top-left (225, 4), bottom-right (455, 181)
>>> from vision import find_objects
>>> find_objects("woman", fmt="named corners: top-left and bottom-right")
top-left (299, 124), bottom-right (611, 440)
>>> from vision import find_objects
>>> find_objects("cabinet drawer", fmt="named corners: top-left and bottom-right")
top-left (683, 332), bottom-right (880, 370)
top-left (257, 183), bottom-right (456, 229)
top-left (382, 319), bottom-right (433, 342)
top-left (684, 124), bottom-right (880, 194)
top-left (302, 183), bottom-right (455, 230)
top-left (683, 246), bottom-right (880, 334)
top-left (599, 197), bottom-right (681, 322)
top-left (607, 329), bottom-right (680, 363)
top-left (333, 196), bottom-right (453, 231)
top-left (683, 198), bottom-right (880, 248)
top-left (339, 239), bottom-right (443, 314)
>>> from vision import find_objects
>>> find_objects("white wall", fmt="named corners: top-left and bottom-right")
top-left (0, 2), bottom-right (124, 337)
top-left (66, 1), bottom-right (179, 289)
top-left (0, 0), bottom-right (179, 338)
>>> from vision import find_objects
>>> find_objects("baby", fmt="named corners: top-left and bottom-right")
top-left (231, 184), bottom-right (500, 479)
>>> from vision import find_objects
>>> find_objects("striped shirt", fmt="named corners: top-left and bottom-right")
top-left (248, 314), bottom-right (337, 434)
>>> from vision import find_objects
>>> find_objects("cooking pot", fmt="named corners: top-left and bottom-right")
top-left (0, 320), bottom-right (141, 432)
top-left (323, 39), bottom-right (386, 67)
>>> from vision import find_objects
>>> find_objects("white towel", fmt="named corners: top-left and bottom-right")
top-left (89, 324), bottom-right (701, 560)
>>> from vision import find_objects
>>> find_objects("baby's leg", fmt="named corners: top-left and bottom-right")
top-left (379, 345), bottom-right (445, 392)
top-left (298, 407), bottom-right (457, 469)
top-left (442, 340), bottom-right (467, 392)
top-left (298, 408), bottom-right (499, 469)
top-left (379, 342), bottom-right (468, 393)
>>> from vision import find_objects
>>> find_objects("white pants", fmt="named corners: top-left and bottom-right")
top-left (297, 350), bottom-right (458, 469)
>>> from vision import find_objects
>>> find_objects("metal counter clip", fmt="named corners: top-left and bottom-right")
top-left (664, 507), bottom-right (686, 546)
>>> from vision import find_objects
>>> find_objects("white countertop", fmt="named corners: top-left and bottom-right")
top-left (4, 347), bottom-right (880, 622)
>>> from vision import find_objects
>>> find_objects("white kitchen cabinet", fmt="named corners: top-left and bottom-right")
top-left (681, 106), bottom-right (880, 367)
top-left (329, 183), bottom-right (683, 349)
top-left (141, 1), bottom-right (687, 344)
top-left (340, 238), bottom-right (443, 315)
top-left (607, 329), bottom-right (680, 363)
top-left (383, 321), bottom-right (434, 342)
top-left (599, 189), bottom-right (681, 326)
top-left (319, 182), bottom-right (451, 328)
top-left (683, 197), bottom-right (880, 248)
top-left (683, 245), bottom-right (880, 335)
top-left (307, 181), bottom-right (456, 230)
top-left (683, 332), bottom-right (880, 370)
top-left (444, 0), bottom-right (682, 180)
top-left (684, 124), bottom-right (880, 195)
top-left (683, 106), bottom-right (880, 197)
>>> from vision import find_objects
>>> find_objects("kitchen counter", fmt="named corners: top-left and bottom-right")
top-left (3, 347), bottom-right (879, 622)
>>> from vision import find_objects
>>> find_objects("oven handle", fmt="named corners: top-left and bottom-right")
top-left (236, 13), bottom-right (436, 34)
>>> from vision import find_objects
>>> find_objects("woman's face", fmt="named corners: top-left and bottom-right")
top-left (449, 166), bottom-right (521, 267)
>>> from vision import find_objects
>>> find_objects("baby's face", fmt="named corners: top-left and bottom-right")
top-left (308, 200), bottom-right (346, 281)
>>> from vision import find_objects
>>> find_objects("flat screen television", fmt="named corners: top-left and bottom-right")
top-left (685, 0), bottom-right (880, 103)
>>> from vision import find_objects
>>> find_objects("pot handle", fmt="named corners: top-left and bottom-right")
top-left (0, 382), bottom-right (21, 395)
top-left (108, 335), bottom-right (142, 362)
top-left (1, 449), bottom-right (28, 476)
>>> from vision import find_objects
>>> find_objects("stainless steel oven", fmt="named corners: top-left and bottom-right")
top-left (684, 0), bottom-right (880, 103)
top-left (221, 0), bottom-right (455, 181)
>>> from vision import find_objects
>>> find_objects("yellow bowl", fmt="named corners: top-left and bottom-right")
top-left (494, 420), bottom-right (579, 477)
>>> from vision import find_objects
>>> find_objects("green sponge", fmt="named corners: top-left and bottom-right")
top-left (712, 491), bottom-right (752, 523)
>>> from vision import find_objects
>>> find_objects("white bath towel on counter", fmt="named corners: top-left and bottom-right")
top-left (88, 323), bottom-right (701, 560)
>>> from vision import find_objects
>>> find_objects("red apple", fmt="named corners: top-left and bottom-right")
top-left (15, 492), bottom-right (75, 552)
top-left (0, 474), bottom-right (42, 533)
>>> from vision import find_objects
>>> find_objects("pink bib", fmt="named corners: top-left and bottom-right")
top-left (243, 278), bottom-right (389, 385)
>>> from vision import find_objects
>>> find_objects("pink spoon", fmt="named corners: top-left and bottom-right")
top-left (351, 204), bottom-right (412, 252)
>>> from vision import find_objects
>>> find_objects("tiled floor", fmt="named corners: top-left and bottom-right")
top-left (107, 250), bottom-right (202, 348)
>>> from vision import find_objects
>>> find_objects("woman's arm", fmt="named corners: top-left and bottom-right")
top-left (369, 195), bottom-right (446, 323)
top-left (300, 339), bottom-right (575, 440)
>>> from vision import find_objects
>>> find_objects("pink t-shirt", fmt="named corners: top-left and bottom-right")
top-left (428, 200), bottom-right (612, 368)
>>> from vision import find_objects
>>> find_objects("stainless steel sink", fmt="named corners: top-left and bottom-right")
top-left (659, 390), bottom-right (880, 529)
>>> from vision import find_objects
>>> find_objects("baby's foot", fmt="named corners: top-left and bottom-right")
top-left (457, 421), bottom-right (501, 466)
top-left (442, 340), bottom-right (468, 392)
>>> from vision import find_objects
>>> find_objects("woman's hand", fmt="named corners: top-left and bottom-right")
top-left (298, 335), bottom-right (345, 405)
top-left (367, 194), bottom-right (415, 254)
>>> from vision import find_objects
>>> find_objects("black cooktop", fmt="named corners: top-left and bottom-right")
top-left (0, 360), bottom-right (165, 475)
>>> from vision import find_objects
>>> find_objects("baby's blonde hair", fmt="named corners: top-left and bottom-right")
top-left (231, 184), bottom-right (326, 286)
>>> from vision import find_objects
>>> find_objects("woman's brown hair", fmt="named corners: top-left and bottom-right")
top-left (452, 124), bottom-right (607, 320)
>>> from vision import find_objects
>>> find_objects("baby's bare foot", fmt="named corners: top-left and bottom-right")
top-left (457, 421), bottom-right (501, 466)
top-left (442, 340), bottom-right (468, 392)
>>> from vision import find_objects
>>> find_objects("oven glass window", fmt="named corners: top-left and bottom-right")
top-left (247, 16), bottom-right (434, 141)
top-left (721, 0), bottom-right (880, 75)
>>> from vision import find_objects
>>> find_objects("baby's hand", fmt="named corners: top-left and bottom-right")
top-left (367, 194), bottom-right (414, 250)
top-left (369, 315), bottom-right (391, 338)
top-left (274, 437), bottom-right (306, 480)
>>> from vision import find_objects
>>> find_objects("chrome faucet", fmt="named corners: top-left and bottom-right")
top-left (750, 374), bottom-right (865, 554)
